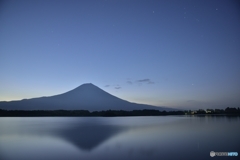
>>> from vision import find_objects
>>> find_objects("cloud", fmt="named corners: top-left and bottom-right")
top-left (136, 79), bottom-right (155, 84)
top-left (127, 81), bottom-right (132, 84)
top-left (105, 84), bottom-right (121, 89)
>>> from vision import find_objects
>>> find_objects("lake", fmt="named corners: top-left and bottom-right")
top-left (0, 116), bottom-right (239, 160)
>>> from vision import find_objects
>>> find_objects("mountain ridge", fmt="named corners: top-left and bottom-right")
top-left (0, 83), bottom-right (175, 111)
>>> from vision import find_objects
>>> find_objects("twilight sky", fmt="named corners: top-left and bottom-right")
top-left (0, 0), bottom-right (240, 110)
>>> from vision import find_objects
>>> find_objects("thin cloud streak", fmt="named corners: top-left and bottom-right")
top-left (136, 79), bottom-right (155, 84)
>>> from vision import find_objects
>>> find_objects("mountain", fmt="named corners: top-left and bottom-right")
top-left (0, 83), bottom-right (173, 111)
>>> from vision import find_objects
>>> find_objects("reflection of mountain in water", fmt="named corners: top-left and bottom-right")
top-left (54, 123), bottom-right (128, 151)
top-left (0, 117), bottom-right (130, 152)
top-left (0, 119), bottom-right (129, 152)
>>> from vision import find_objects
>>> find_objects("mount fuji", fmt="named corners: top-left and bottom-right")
top-left (0, 83), bottom-right (173, 111)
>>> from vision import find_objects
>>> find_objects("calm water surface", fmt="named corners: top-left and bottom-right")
top-left (0, 116), bottom-right (239, 160)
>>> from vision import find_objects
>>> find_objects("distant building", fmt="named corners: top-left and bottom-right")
top-left (205, 110), bottom-right (211, 113)
top-left (191, 111), bottom-right (197, 114)
top-left (206, 109), bottom-right (214, 113)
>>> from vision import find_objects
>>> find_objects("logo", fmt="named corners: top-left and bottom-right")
top-left (210, 151), bottom-right (215, 157)
top-left (210, 151), bottom-right (238, 157)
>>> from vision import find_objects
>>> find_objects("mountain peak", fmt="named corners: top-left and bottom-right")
top-left (76, 83), bottom-right (98, 89)
top-left (69, 83), bottom-right (101, 93)
top-left (81, 83), bottom-right (94, 86)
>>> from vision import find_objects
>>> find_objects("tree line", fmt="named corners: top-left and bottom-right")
top-left (0, 107), bottom-right (239, 117)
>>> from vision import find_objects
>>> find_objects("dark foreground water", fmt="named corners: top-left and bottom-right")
top-left (0, 116), bottom-right (239, 160)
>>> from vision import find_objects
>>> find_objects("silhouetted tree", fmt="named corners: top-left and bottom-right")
top-left (225, 107), bottom-right (237, 114)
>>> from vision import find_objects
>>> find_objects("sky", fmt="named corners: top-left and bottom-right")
top-left (0, 0), bottom-right (240, 110)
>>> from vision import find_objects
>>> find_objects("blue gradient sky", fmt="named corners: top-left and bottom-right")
top-left (0, 0), bottom-right (240, 109)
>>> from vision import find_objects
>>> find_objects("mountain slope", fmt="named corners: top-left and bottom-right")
top-left (0, 83), bottom-right (173, 111)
